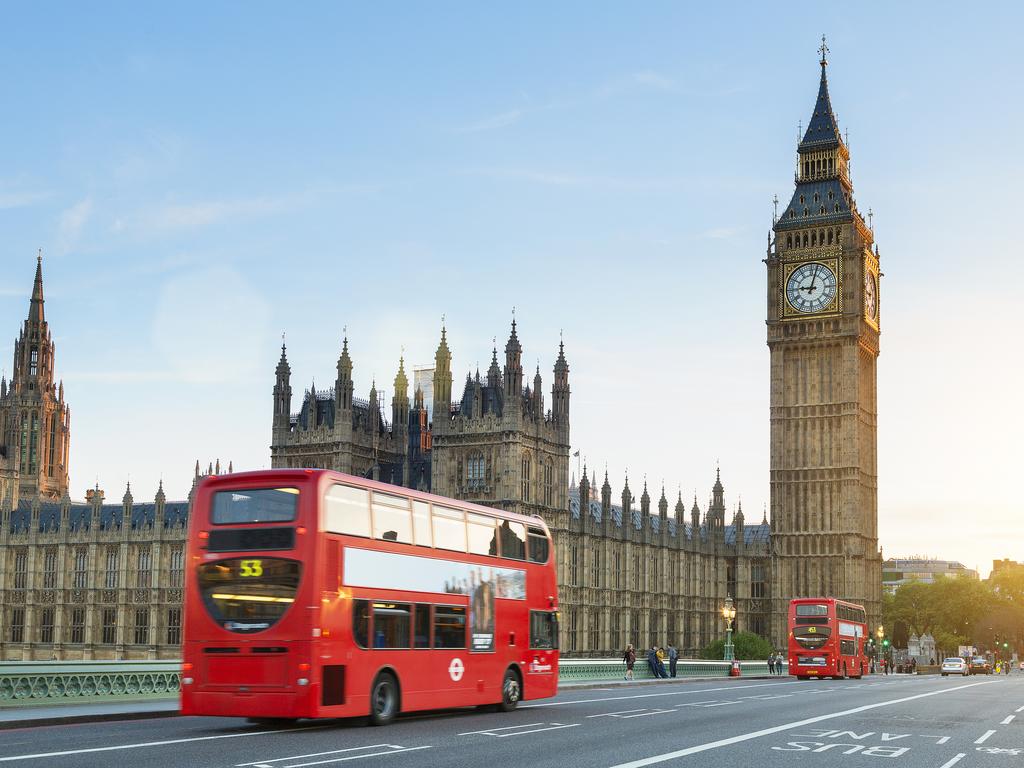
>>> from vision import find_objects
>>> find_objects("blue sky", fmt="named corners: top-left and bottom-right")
top-left (1, 2), bottom-right (1021, 574)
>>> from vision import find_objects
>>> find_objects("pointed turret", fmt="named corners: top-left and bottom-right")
top-left (532, 365), bottom-right (543, 416)
top-left (273, 339), bottom-right (293, 433)
top-left (675, 490), bottom-right (685, 522)
top-left (29, 250), bottom-right (45, 326)
top-left (690, 495), bottom-right (700, 535)
top-left (487, 341), bottom-right (501, 389)
top-left (336, 335), bottom-right (354, 411)
top-left (432, 323), bottom-right (453, 429)
top-left (579, 462), bottom-right (590, 513)
top-left (392, 356), bottom-right (410, 430)
top-left (551, 336), bottom-right (570, 427)
top-left (503, 318), bottom-right (523, 411)
top-left (658, 484), bottom-right (668, 523)
top-left (155, 478), bottom-right (166, 504)
top-left (122, 481), bottom-right (133, 505)
top-left (601, 469), bottom-right (612, 516)
top-left (640, 480), bottom-right (651, 519)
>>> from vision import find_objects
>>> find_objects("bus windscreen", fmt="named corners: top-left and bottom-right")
top-left (212, 488), bottom-right (299, 524)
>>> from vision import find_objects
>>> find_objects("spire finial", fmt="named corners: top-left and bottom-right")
top-left (819, 34), bottom-right (829, 67)
top-left (772, 194), bottom-right (779, 224)
top-left (37, 248), bottom-right (42, 264)
top-left (868, 208), bottom-right (874, 230)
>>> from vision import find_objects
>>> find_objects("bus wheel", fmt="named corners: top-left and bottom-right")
top-left (796, 675), bottom-right (809, 680)
top-left (368, 672), bottom-right (399, 726)
top-left (498, 668), bottom-right (522, 712)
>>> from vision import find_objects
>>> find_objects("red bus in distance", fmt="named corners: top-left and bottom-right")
top-left (181, 469), bottom-right (559, 724)
top-left (788, 597), bottom-right (868, 680)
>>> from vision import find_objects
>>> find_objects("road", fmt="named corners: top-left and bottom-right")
top-left (0, 674), bottom-right (1021, 768)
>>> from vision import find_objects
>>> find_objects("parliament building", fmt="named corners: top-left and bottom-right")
top-left (0, 46), bottom-right (881, 659)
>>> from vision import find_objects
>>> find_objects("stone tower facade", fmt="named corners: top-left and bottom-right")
top-left (766, 46), bottom-right (883, 641)
top-left (430, 320), bottom-right (571, 525)
top-left (0, 254), bottom-right (71, 504)
top-left (269, 319), bottom-right (569, 528)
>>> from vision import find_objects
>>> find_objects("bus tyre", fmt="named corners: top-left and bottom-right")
top-left (368, 672), bottom-right (399, 726)
top-left (498, 668), bottom-right (521, 713)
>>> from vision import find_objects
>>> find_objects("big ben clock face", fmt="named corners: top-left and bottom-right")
top-left (786, 262), bottom-right (838, 313)
top-left (864, 270), bottom-right (877, 320)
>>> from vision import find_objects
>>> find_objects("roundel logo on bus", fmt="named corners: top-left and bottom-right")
top-left (448, 657), bottom-right (464, 682)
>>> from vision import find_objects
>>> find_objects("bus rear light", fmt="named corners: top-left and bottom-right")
top-left (298, 663), bottom-right (311, 672)
top-left (304, 469), bottom-right (313, 474)
top-left (198, 531), bottom-right (209, 540)
top-left (297, 526), bottom-right (307, 535)
top-left (297, 678), bottom-right (309, 686)
top-left (322, 629), bottom-right (330, 637)
top-left (182, 662), bottom-right (194, 671)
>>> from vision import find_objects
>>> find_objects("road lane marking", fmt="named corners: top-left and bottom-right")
top-left (237, 745), bottom-right (402, 766)
top-left (937, 754), bottom-right (966, 768)
top-left (975, 729), bottom-right (996, 744)
top-left (0, 725), bottom-right (333, 763)
top-left (489, 724), bottom-right (579, 737)
top-left (620, 710), bottom-right (675, 719)
top-left (522, 681), bottom-right (802, 708)
top-left (1018, 705), bottom-right (1024, 713)
top-left (278, 746), bottom-right (432, 768)
top-left (604, 680), bottom-right (998, 768)
top-left (458, 723), bottom-right (545, 735)
top-left (587, 710), bottom-right (647, 718)
top-left (1002, 715), bottom-right (1015, 725)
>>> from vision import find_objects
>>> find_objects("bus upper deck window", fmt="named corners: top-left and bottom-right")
top-left (211, 488), bottom-right (298, 525)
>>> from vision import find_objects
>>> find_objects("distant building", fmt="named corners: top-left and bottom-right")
top-left (413, 366), bottom-right (434, 420)
top-left (882, 558), bottom-right (979, 594)
top-left (991, 559), bottom-right (1022, 575)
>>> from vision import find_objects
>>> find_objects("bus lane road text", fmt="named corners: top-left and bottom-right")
top-left (772, 728), bottom-right (954, 759)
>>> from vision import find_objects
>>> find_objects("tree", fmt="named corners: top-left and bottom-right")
top-left (700, 631), bottom-right (773, 660)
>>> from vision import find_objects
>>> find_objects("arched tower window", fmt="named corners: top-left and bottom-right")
top-left (521, 452), bottom-right (532, 503)
top-left (29, 348), bottom-right (38, 376)
top-left (466, 452), bottom-right (485, 491)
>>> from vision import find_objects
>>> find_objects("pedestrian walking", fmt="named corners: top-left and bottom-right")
top-left (623, 643), bottom-right (636, 681)
top-left (767, 653), bottom-right (775, 675)
top-left (668, 644), bottom-right (679, 678)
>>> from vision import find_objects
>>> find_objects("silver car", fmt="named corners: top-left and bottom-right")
top-left (941, 657), bottom-right (968, 676)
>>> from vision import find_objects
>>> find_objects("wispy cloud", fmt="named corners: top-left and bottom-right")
top-left (147, 197), bottom-right (287, 231)
top-left (460, 167), bottom-right (685, 191)
top-left (457, 109), bottom-right (524, 133)
top-left (56, 197), bottom-right (94, 253)
top-left (0, 187), bottom-right (50, 210)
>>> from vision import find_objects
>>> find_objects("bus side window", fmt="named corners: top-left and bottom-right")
top-left (413, 604), bottom-right (431, 649)
top-left (372, 492), bottom-right (413, 544)
top-left (527, 528), bottom-right (549, 563)
top-left (466, 513), bottom-right (497, 556)
top-left (499, 521), bottom-right (527, 560)
top-left (412, 501), bottom-right (432, 547)
top-left (433, 605), bottom-right (466, 649)
top-left (353, 600), bottom-right (370, 648)
top-left (325, 485), bottom-right (371, 538)
top-left (432, 506), bottom-right (467, 552)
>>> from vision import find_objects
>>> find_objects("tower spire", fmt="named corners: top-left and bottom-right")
top-left (29, 249), bottom-right (45, 324)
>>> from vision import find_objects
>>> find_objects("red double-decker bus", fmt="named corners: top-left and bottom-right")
top-left (788, 597), bottom-right (868, 680)
top-left (181, 469), bottom-right (560, 725)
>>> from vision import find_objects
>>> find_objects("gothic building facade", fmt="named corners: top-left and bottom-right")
top-left (0, 254), bottom-right (71, 505)
top-left (766, 43), bottom-right (883, 638)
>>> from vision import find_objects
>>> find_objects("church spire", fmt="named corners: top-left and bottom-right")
top-left (799, 36), bottom-right (843, 151)
top-left (29, 249), bottom-right (45, 325)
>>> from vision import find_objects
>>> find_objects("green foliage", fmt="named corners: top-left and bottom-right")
top-left (883, 570), bottom-right (1023, 657)
top-left (700, 631), bottom-right (774, 660)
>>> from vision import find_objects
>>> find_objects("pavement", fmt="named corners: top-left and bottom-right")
top-left (0, 674), bottom-right (1020, 767)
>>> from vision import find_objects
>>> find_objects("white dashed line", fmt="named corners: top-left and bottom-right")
top-left (974, 729), bottom-right (996, 744)
top-left (937, 754), bottom-right (966, 768)
top-left (1001, 715), bottom-right (1015, 725)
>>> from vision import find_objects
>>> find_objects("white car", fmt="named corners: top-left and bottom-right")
top-left (941, 657), bottom-right (968, 676)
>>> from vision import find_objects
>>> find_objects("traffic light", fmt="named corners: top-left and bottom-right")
top-left (883, 639), bottom-right (890, 647)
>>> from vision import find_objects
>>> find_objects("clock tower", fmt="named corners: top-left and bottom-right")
top-left (767, 42), bottom-right (882, 642)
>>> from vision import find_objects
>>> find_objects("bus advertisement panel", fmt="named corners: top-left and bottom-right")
top-left (788, 597), bottom-right (868, 680)
top-left (181, 469), bottom-right (559, 725)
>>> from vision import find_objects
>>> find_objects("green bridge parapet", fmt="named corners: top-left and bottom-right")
top-left (0, 658), bottom-right (785, 707)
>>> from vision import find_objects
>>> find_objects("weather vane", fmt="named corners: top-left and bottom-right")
top-left (772, 194), bottom-right (779, 223)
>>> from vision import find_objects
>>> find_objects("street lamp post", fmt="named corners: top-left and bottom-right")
top-left (722, 596), bottom-right (737, 661)
top-left (876, 626), bottom-right (885, 672)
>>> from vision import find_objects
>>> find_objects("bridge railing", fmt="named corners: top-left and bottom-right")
top-left (0, 658), bottom-right (785, 707)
